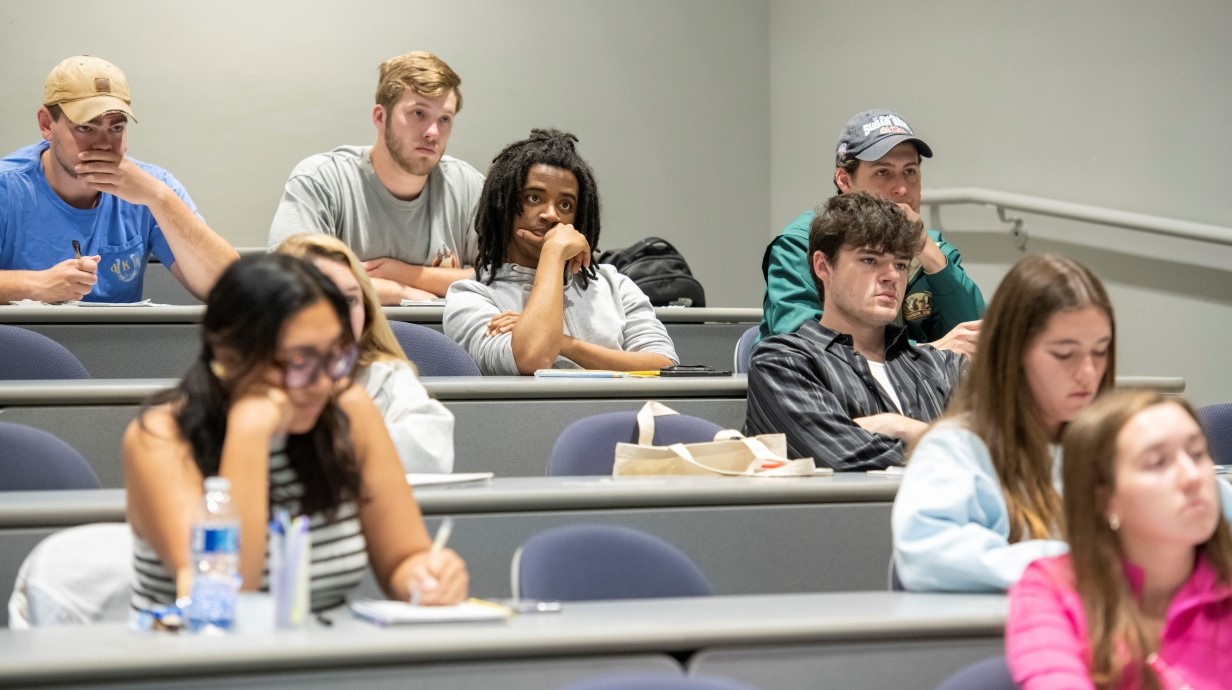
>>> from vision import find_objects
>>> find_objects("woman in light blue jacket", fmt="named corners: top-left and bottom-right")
top-left (892, 254), bottom-right (1117, 591)
top-left (893, 254), bottom-right (1232, 592)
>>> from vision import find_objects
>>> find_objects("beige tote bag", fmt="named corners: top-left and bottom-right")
top-left (612, 401), bottom-right (823, 477)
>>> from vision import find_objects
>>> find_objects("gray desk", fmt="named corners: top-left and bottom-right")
top-left (0, 306), bottom-right (758, 377)
top-left (0, 475), bottom-right (900, 627)
top-left (0, 375), bottom-right (1183, 489)
top-left (0, 591), bottom-right (1006, 689)
top-left (0, 376), bottom-right (752, 487)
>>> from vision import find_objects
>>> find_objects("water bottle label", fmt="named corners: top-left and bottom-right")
top-left (192, 525), bottom-right (239, 554)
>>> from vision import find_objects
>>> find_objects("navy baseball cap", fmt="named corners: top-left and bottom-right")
top-left (835, 109), bottom-right (932, 166)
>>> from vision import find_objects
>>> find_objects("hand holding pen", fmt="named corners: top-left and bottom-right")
top-left (408, 517), bottom-right (469, 606)
top-left (36, 240), bottom-right (100, 303)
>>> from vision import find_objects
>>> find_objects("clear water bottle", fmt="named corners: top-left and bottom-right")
top-left (185, 476), bottom-right (240, 634)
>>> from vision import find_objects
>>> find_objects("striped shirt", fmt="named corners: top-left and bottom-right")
top-left (131, 449), bottom-right (368, 613)
top-left (744, 320), bottom-right (964, 471)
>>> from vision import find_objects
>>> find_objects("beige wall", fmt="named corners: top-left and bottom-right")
top-left (769, 0), bottom-right (1232, 405)
top-left (0, 0), bottom-right (769, 307)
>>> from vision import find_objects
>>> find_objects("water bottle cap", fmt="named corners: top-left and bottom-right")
top-left (204, 476), bottom-right (231, 492)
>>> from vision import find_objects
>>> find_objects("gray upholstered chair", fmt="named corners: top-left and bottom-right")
top-left (0, 325), bottom-right (89, 380)
top-left (1198, 402), bottom-right (1232, 465)
top-left (547, 410), bottom-right (723, 476)
top-left (387, 320), bottom-right (481, 376)
top-left (512, 524), bottom-right (715, 602)
top-left (733, 325), bottom-right (759, 374)
top-left (0, 421), bottom-right (99, 491)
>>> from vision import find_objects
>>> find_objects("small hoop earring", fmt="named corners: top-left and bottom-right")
top-left (209, 361), bottom-right (227, 379)
top-left (1108, 514), bottom-right (1121, 531)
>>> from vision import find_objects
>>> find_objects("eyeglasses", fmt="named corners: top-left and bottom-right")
top-left (273, 344), bottom-right (359, 390)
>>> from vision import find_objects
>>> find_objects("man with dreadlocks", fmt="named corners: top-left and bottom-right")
top-left (443, 129), bottom-right (678, 376)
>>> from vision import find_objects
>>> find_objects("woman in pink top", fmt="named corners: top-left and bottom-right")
top-left (1006, 390), bottom-right (1232, 689)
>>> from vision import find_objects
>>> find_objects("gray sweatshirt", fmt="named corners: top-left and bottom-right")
top-left (443, 263), bottom-right (679, 375)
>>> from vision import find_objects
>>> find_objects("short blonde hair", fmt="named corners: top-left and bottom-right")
top-left (375, 51), bottom-right (462, 112)
top-left (275, 234), bottom-right (408, 369)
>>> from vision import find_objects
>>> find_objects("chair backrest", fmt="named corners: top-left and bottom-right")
top-left (934, 656), bottom-right (1017, 690)
top-left (8, 523), bottom-right (133, 629)
top-left (0, 421), bottom-right (100, 491)
top-left (0, 325), bottom-right (89, 380)
top-left (733, 325), bottom-right (759, 374)
top-left (387, 321), bottom-right (481, 376)
top-left (558, 672), bottom-right (761, 690)
top-left (512, 524), bottom-right (715, 602)
top-left (547, 410), bottom-right (724, 476)
top-left (1198, 402), bottom-right (1232, 465)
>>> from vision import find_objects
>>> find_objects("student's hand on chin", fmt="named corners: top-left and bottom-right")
top-left (229, 384), bottom-right (295, 438)
top-left (542, 224), bottom-right (592, 271)
top-left (895, 202), bottom-right (924, 229)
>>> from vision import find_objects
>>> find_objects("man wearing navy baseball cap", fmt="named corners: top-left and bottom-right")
top-left (758, 109), bottom-right (985, 354)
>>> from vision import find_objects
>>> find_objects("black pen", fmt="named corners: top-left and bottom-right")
top-left (72, 240), bottom-right (81, 260)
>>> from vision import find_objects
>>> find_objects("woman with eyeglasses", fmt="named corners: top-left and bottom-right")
top-left (125, 254), bottom-right (467, 613)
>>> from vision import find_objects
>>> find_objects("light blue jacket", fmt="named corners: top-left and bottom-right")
top-left (892, 421), bottom-right (1232, 592)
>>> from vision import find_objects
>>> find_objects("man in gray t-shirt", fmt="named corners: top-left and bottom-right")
top-left (268, 51), bottom-right (483, 304)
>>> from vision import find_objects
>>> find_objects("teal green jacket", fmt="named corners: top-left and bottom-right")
top-left (759, 210), bottom-right (986, 342)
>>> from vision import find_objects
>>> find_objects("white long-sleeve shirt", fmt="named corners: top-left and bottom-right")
top-left (356, 359), bottom-right (454, 473)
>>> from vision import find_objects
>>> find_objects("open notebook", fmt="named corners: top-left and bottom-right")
top-left (349, 598), bottom-right (511, 625)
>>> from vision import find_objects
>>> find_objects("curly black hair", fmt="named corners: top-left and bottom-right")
top-left (473, 128), bottom-right (602, 288)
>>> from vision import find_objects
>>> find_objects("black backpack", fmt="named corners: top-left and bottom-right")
top-left (598, 237), bottom-right (706, 308)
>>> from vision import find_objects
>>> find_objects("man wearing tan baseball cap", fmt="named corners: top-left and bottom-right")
top-left (0, 55), bottom-right (237, 303)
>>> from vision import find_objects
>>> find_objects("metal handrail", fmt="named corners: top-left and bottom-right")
top-left (920, 187), bottom-right (1232, 247)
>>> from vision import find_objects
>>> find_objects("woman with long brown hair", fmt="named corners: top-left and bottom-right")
top-left (892, 254), bottom-right (1116, 591)
top-left (1007, 391), bottom-right (1232, 689)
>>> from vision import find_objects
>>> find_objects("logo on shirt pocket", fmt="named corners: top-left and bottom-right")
top-left (107, 251), bottom-right (143, 283)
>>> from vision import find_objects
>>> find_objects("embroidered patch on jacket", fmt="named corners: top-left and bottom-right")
top-left (903, 291), bottom-right (933, 322)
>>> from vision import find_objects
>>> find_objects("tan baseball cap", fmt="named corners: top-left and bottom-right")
top-left (42, 55), bottom-right (137, 124)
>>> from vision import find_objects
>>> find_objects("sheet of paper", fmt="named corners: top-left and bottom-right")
top-left (405, 472), bottom-right (495, 487)
top-left (867, 466), bottom-right (906, 476)
top-left (75, 299), bottom-right (169, 307)
top-left (534, 369), bottom-right (660, 379)
top-left (8, 299), bottom-right (172, 307)
top-left (349, 598), bottom-right (510, 625)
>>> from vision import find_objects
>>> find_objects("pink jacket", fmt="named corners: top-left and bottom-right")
top-left (1006, 553), bottom-right (1232, 690)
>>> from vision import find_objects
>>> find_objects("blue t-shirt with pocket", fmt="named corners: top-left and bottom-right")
top-left (0, 141), bottom-right (197, 303)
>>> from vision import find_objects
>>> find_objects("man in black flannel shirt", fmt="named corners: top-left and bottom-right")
top-left (744, 192), bottom-right (966, 471)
